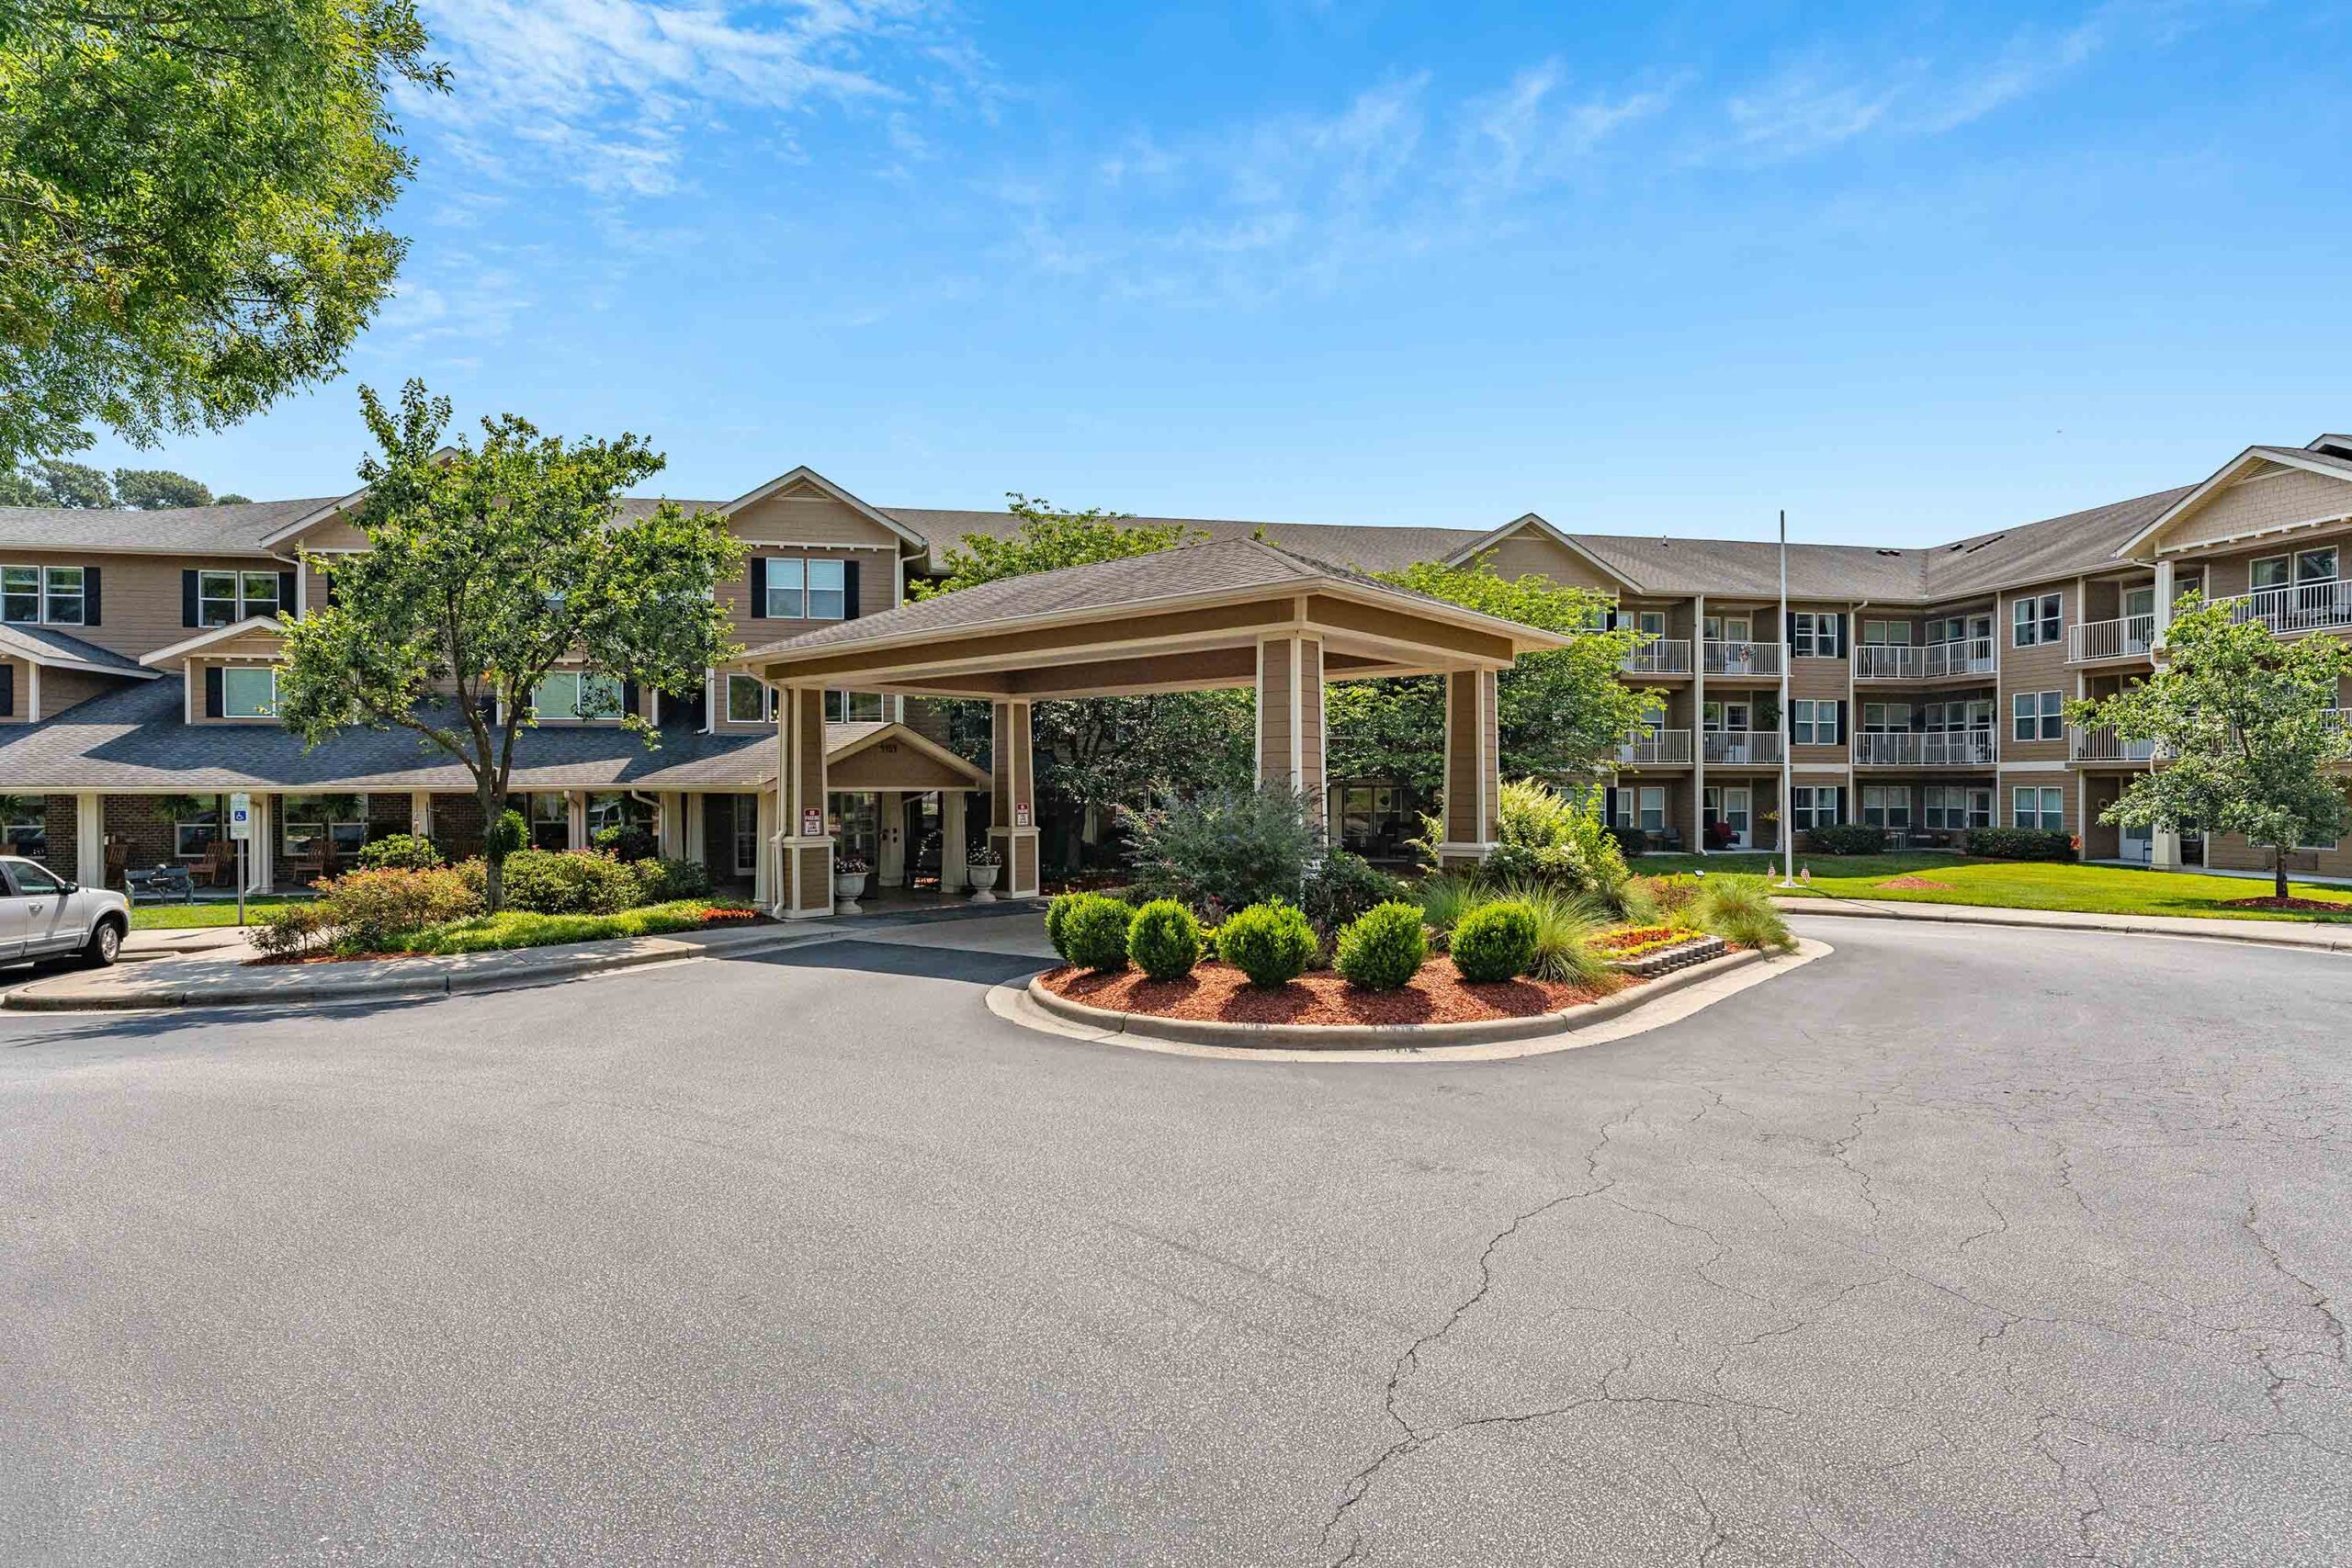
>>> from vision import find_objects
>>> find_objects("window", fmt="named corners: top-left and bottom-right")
top-left (529, 671), bottom-right (624, 720)
top-left (1861, 703), bottom-right (1905, 733)
top-left (221, 666), bottom-right (277, 718)
top-left (763, 558), bottom-right (851, 621)
top-left (2251, 556), bottom-right (2291, 591)
top-left (1861, 619), bottom-right (1913, 645)
top-left (1789, 699), bottom-right (1838, 746)
top-left (2012, 593), bottom-right (2062, 647)
top-left (825, 690), bottom-right (887, 724)
top-left (1861, 786), bottom-right (1912, 829)
top-left (2012, 691), bottom-right (2062, 742)
top-left (174, 795), bottom-right (220, 858)
top-left (1340, 785), bottom-right (1413, 856)
top-left (1610, 786), bottom-right (1667, 832)
top-left (198, 570), bottom-right (279, 628)
top-left (281, 794), bottom-right (366, 860)
top-left (1631, 610), bottom-right (1668, 637)
top-left (0, 795), bottom-right (44, 857)
top-left (727, 674), bottom-right (775, 724)
top-left (586, 792), bottom-right (653, 847)
top-left (2012, 786), bottom-right (2064, 831)
top-left (1791, 613), bottom-right (1843, 658)
top-left (1791, 786), bottom-right (1842, 830)
top-left (2300, 825), bottom-right (2341, 852)
top-left (1, 565), bottom-right (87, 625)
top-left (9, 859), bottom-right (62, 896)
top-left (1922, 786), bottom-right (1992, 830)
top-left (2298, 547), bottom-right (2339, 585)
top-left (527, 793), bottom-right (571, 852)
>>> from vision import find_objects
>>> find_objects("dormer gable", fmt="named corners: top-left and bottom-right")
top-left (1439, 512), bottom-right (1637, 594)
top-left (2119, 443), bottom-right (2352, 559)
top-left (718, 467), bottom-right (923, 552)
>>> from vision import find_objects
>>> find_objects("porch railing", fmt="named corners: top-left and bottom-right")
top-left (1854, 644), bottom-right (1924, 680)
top-left (2069, 726), bottom-right (2163, 763)
top-left (1853, 731), bottom-right (1998, 766)
top-left (1702, 639), bottom-right (1782, 676)
top-left (1622, 638), bottom-right (1691, 675)
top-left (2068, 615), bottom-right (2155, 663)
top-left (1618, 728), bottom-right (1692, 765)
top-left (1924, 637), bottom-right (1996, 677)
top-left (2211, 582), bottom-right (2352, 636)
top-left (1702, 731), bottom-right (1785, 765)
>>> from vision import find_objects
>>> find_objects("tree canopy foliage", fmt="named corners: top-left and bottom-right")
top-left (0, 1), bottom-right (446, 463)
top-left (2068, 594), bottom-right (2352, 897)
top-left (276, 382), bottom-right (747, 909)
top-left (0, 459), bottom-right (222, 507)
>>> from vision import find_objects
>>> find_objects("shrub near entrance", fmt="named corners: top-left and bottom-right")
top-left (1216, 901), bottom-right (1317, 987)
top-left (1333, 901), bottom-right (1428, 991)
top-left (1058, 894), bottom-right (1135, 972)
top-left (1128, 898), bottom-right (1204, 980)
top-left (1451, 898), bottom-right (1538, 983)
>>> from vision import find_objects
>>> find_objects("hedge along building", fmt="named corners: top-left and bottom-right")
top-left (733, 536), bottom-right (1570, 919)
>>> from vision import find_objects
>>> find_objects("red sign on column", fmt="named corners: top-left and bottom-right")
top-left (1014, 803), bottom-right (1031, 828)
top-left (801, 807), bottom-right (823, 836)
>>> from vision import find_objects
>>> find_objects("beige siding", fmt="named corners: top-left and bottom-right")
top-left (0, 656), bottom-right (27, 723)
top-left (1997, 582), bottom-right (2074, 764)
top-left (37, 668), bottom-right (118, 719)
top-left (2154, 462), bottom-right (2352, 553)
top-left (728, 482), bottom-right (907, 547)
top-left (0, 550), bottom-right (277, 661)
top-left (1475, 531), bottom-right (1624, 593)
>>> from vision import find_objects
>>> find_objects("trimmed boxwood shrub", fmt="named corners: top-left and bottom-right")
top-left (630, 856), bottom-right (715, 904)
top-left (1046, 891), bottom-right (1085, 960)
top-left (355, 832), bottom-right (443, 871)
top-left (1216, 900), bottom-right (1317, 987)
top-left (1334, 901), bottom-right (1429, 992)
top-left (1805, 823), bottom-right (1885, 855)
top-left (1059, 894), bottom-right (1134, 972)
top-left (1962, 826), bottom-right (2075, 861)
top-left (1127, 898), bottom-right (1203, 980)
top-left (1451, 898), bottom-right (1538, 984)
top-left (460, 849), bottom-right (641, 914)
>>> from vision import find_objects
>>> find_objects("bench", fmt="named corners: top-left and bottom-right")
top-left (125, 864), bottom-right (196, 906)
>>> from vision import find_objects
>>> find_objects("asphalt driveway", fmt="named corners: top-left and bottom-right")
top-left (2, 913), bottom-right (2347, 1564)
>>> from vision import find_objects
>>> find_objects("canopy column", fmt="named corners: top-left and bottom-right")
top-left (409, 790), bottom-right (433, 839)
top-left (684, 795), bottom-right (707, 867)
top-left (1436, 668), bottom-right (1500, 867)
top-left (777, 688), bottom-right (834, 919)
top-left (75, 793), bottom-right (103, 887)
top-left (1256, 636), bottom-right (1328, 827)
top-left (941, 789), bottom-right (968, 894)
top-left (989, 699), bottom-right (1040, 897)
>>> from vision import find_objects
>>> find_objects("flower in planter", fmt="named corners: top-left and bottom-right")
top-left (833, 855), bottom-right (870, 876)
top-left (965, 843), bottom-right (1002, 868)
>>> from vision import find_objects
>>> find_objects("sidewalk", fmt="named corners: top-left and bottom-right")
top-left (1778, 895), bottom-right (2352, 953)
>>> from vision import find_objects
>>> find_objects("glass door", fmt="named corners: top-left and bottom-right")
top-left (731, 795), bottom-right (758, 877)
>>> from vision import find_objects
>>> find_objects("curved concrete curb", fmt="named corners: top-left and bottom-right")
top-left (1025, 943), bottom-right (1769, 1050)
top-left (1777, 897), bottom-right (2352, 953)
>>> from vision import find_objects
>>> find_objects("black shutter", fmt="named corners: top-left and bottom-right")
top-left (1837, 786), bottom-right (1850, 825)
top-left (842, 558), bottom-right (861, 619)
top-left (0, 663), bottom-right (14, 717)
top-left (83, 567), bottom-right (100, 626)
top-left (749, 557), bottom-right (768, 618)
top-left (621, 679), bottom-right (639, 717)
top-left (1836, 701), bottom-right (1849, 746)
top-left (1603, 786), bottom-right (1619, 827)
top-left (277, 570), bottom-right (297, 616)
top-left (181, 570), bottom-right (199, 628)
top-left (203, 666), bottom-right (224, 719)
top-left (1835, 614), bottom-right (1849, 658)
top-left (322, 570), bottom-right (335, 608)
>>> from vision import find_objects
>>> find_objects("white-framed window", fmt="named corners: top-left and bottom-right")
top-left (1861, 618), bottom-right (1913, 646)
top-left (221, 666), bottom-right (277, 718)
top-left (2012, 786), bottom-right (2065, 831)
top-left (524, 793), bottom-right (571, 852)
top-left (726, 674), bottom-right (776, 724)
top-left (1790, 612), bottom-right (1843, 658)
top-left (1861, 785), bottom-right (1912, 829)
top-left (174, 795), bottom-right (221, 858)
top-left (2011, 592), bottom-right (2062, 647)
top-left (529, 671), bottom-right (624, 720)
top-left (0, 795), bottom-right (45, 856)
top-left (1923, 785), bottom-right (1994, 830)
top-left (1633, 609), bottom-right (1668, 637)
top-left (1789, 699), bottom-right (1838, 746)
top-left (2298, 826), bottom-right (2341, 852)
top-left (825, 690), bottom-right (888, 724)
top-left (2012, 690), bottom-right (2063, 741)
top-left (1791, 785), bottom-right (1842, 830)
top-left (198, 570), bottom-right (280, 628)
top-left (2250, 555), bottom-right (2290, 591)
top-left (1611, 786), bottom-right (1667, 832)
top-left (763, 558), bottom-right (850, 621)
top-left (1, 564), bottom-right (87, 626)
top-left (280, 794), bottom-right (366, 859)
top-left (1862, 702), bottom-right (1906, 733)
top-left (2298, 547), bottom-right (2339, 585)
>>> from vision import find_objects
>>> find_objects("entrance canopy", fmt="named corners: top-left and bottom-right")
top-left (732, 537), bottom-right (1570, 917)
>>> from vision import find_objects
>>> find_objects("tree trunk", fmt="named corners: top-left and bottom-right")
top-left (2275, 846), bottom-right (2290, 902)
top-left (479, 782), bottom-right (507, 914)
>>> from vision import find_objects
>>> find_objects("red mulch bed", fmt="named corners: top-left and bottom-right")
top-left (1878, 875), bottom-right (1957, 890)
top-left (1042, 959), bottom-right (1623, 1026)
top-left (2222, 895), bottom-right (2352, 913)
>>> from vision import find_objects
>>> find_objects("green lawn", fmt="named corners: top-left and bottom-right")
top-left (1629, 852), bottom-right (2352, 923)
top-left (130, 897), bottom-right (304, 931)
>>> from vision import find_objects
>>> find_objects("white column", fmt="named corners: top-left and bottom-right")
top-left (409, 790), bottom-right (433, 839)
top-left (684, 795), bottom-right (707, 866)
top-left (657, 792), bottom-right (684, 859)
top-left (2154, 558), bottom-right (2177, 645)
top-left (752, 788), bottom-right (775, 908)
top-left (941, 790), bottom-right (968, 895)
top-left (75, 792), bottom-right (102, 887)
top-left (246, 795), bottom-right (274, 894)
top-left (1691, 592), bottom-right (1707, 852)
top-left (566, 791), bottom-right (587, 852)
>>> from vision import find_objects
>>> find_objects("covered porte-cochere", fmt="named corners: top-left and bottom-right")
top-left (734, 536), bottom-right (1570, 919)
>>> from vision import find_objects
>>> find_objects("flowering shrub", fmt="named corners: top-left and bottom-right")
top-left (355, 833), bottom-right (443, 871)
top-left (458, 849), bottom-right (640, 914)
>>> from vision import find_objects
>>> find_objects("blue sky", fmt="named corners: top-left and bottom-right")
top-left (84, 0), bottom-right (2352, 545)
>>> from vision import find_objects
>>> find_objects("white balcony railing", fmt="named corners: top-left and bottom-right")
top-left (2068, 726), bottom-right (2162, 763)
top-left (2068, 615), bottom-right (2155, 663)
top-left (2212, 582), bottom-right (2352, 636)
top-left (1702, 730), bottom-right (1785, 765)
top-left (1702, 639), bottom-right (1782, 677)
top-left (1924, 637), bottom-right (1996, 677)
top-left (1853, 730), bottom-right (1998, 766)
top-left (1618, 728), bottom-right (1692, 765)
top-left (1854, 644), bottom-right (1924, 680)
top-left (1622, 639), bottom-right (1691, 675)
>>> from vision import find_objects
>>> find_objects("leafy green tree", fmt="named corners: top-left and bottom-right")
top-left (28, 457), bottom-right (108, 507)
top-left (0, 2), bottom-right (446, 464)
top-left (112, 468), bottom-right (212, 509)
top-left (2067, 594), bottom-right (2352, 898)
top-left (276, 382), bottom-right (748, 911)
top-left (0, 468), bottom-right (37, 505)
top-left (215, 491), bottom-right (253, 504)
top-left (912, 494), bottom-right (1200, 598)
top-left (1326, 561), bottom-right (1659, 793)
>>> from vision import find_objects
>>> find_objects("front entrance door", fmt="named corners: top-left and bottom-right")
top-left (731, 795), bottom-right (758, 878)
top-left (1702, 786), bottom-right (1754, 850)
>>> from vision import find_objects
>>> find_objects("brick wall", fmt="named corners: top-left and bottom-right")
top-left (429, 793), bottom-right (485, 857)
top-left (105, 795), bottom-right (184, 873)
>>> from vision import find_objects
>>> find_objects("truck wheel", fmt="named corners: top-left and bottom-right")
top-left (81, 919), bottom-right (123, 967)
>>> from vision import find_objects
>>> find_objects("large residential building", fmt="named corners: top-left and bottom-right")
top-left (0, 435), bottom-right (2345, 902)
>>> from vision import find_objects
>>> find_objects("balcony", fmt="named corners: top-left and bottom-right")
top-left (2068, 615), bottom-right (2154, 664)
top-left (1853, 731), bottom-right (1998, 766)
top-left (1702, 639), bottom-right (1782, 677)
top-left (1855, 639), bottom-right (1996, 680)
top-left (1702, 730), bottom-right (1784, 765)
top-left (1622, 639), bottom-right (1691, 676)
top-left (2068, 726), bottom-right (2161, 763)
top-left (1925, 637), bottom-right (1996, 677)
top-left (2212, 582), bottom-right (2352, 636)
top-left (1618, 728), bottom-right (1692, 765)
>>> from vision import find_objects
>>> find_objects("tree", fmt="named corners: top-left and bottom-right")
top-left (112, 468), bottom-right (211, 509)
top-left (275, 382), bottom-right (748, 911)
top-left (2067, 594), bottom-right (2352, 898)
top-left (0, 2), bottom-right (447, 464)
top-left (923, 498), bottom-right (1255, 863)
top-left (0, 468), bottom-right (35, 505)
top-left (216, 491), bottom-right (253, 504)
top-left (27, 457), bottom-right (108, 507)
top-left (1326, 560), bottom-right (1659, 793)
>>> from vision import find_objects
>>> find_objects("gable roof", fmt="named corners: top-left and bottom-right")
top-left (1442, 513), bottom-right (1639, 586)
top-left (0, 499), bottom-right (320, 556)
top-left (824, 719), bottom-right (990, 787)
top-left (0, 625), bottom-right (156, 678)
top-left (138, 616), bottom-right (285, 670)
top-left (2116, 445), bottom-right (2352, 558)
top-left (880, 507), bottom-right (1476, 576)
top-left (726, 467), bottom-right (926, 548)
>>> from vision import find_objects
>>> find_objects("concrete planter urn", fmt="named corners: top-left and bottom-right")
top-left (967, 863), bottom-right (1001, 902)
top-left (833, 861), bottom-right (870, 914)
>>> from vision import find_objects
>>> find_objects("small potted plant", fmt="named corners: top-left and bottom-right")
top-left (965, 840), bottom-right (1002, 902)
top-left (832, 852), bottom-right (871, 912)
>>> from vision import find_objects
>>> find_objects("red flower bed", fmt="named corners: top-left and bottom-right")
top-left (1042, 959), bottom-right (1621, 1026)
top-left (1591, 925), bottom-right (1684, 953)
top-left (2222, 895), bottom-right (2352, 913)
top-left (699, 907), bottom-right (758, 922)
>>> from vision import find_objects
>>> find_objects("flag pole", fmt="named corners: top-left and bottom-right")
top-left (1777, 507), bottom-right (1798, 888)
